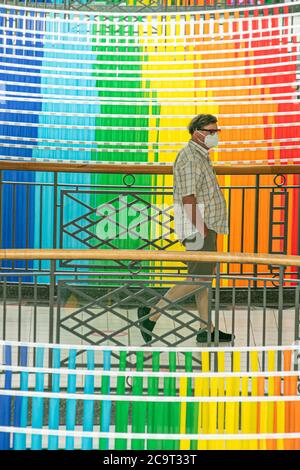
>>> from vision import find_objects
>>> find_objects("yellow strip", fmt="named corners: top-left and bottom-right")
top-left (259, 385), bottom-right (268, 450)
top-left (195, 375), bottom-right (203, 451)
top-left (198, 351), bottom-right (210, 450)
top-left (225, 351), bottom-right (241, 449)
top-left (217, 352), bottom-right (225, 449)
top-left (249, 351), bottom-right (259, 450)
top-left (208, 372), bottom-right (218, 450)
top-left (179, 376), bottom-right (189, 450)
top-left (241, 373), bottom-right (250, 450)
top-left (233, 352), bottom-right (241, 444)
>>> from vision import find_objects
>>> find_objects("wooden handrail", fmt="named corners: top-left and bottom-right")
top-left (1, 160), bottom-right (300, 175)
top-left (0, 249), bottom-right (299, 267)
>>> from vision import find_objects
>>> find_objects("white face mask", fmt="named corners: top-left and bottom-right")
top-left (204, 133), bottom-right (219, 148)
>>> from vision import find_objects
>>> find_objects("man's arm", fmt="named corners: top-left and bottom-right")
top-left (182, 194), bottom-right (208, 238)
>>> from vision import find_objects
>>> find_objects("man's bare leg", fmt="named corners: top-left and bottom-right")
top-left (149, 277), bottom-right (208, 322)
top-left (195, 287), bottom-right (234, 343)
top-left (138, 276), bottom-right (233, 343)
top-left (195, 288), bottom-right (214, 333)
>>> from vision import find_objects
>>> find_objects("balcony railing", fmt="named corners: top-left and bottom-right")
top-left (1, 160), bottom-right (300, 279)
top-left (0, 249), bottom-right (299, 369)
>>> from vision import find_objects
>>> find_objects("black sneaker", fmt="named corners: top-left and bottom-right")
top-left (137, 306), bottom-right (156, 343)
top-left (196, 329), bottom-right (234, 343)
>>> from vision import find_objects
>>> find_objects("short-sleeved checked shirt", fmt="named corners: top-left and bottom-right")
top-left (173, 140), bottom-right (228, 241)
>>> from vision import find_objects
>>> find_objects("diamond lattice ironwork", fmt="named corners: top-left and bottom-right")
top-left (60, 188), bottom-right (181, 270)
top-left (57, 277), bottom-right (212, 367)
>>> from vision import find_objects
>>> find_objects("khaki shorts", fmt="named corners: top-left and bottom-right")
top-left (182, 229), bottom-right (217, 276)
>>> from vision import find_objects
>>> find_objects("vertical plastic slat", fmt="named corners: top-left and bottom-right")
top-left (48, 348), bottom-right (61, 450)
top-left (179, 375), bottom-right (188, 450)
top-left (0, 345), bottom-right (12, 449)
top-left (283, 350), bottom-right (293, 450)
top-left (258, 370), bottom-right (267, 450)
top-left (99, 350), bottom-right (112, 450)
top-left (198, 351), bottom-right (209, 450)
top-left (179, 352), bottom-right (192, 450)
top-left (241, 360), bottom-right (250, 451)
top-left (115, 351), bottom-right (128, 450)
top-left (13, 346), bottom-right (28, 450)
top-left (232, 351), bottom-right (241, 450)
top-left (65, 349), bottom-right (77, 450)
top-left (249, 351), bottom-right (259, 450)
top-left (82, 350), bottom-right (95, 450)
top-left (194, 369), bottom-right (203, 451)
top-left (185, 352), bottom-right (197, 450)
top-left (217, 352), bottom-right (225, 449)
top-left (208, 370), bottom-right (219, 451)
top-left (164, 352), bottom-right (179, 450)
top-left (131, 351), bottom-right (146, 450)
top-left (147, 351), bottom-right (160, 450)
top-left (31, 347), bottom-right (45, 450)
top-left (266, 350), bottom-right (276, 450)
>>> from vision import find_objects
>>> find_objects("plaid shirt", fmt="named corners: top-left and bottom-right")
top-left (173, 140), bottom-right (228, 241)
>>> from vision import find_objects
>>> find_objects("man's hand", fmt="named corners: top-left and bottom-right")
top-left (182, 194), bottom-right (208, 238)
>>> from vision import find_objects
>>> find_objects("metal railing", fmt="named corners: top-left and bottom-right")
top-left (1, 161), bottom-right (300, 278)
top-left (0, 249), bottom-right (299, 370)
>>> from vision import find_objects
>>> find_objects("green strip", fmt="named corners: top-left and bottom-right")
top-left (163, 352), bottom-right (180, 450)
top-left (115, 351), bottom-right (129, 450)
top-left (185, 352), bottom-right (198, 450)
top-left (147, 351), bottom-right (161, 450)
top-left (131, 351), bottom-right (146, 450)
top-left (90, 16), bottom-right (160, 278)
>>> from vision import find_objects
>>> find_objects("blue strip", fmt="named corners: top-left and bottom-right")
top-left (82, 350), bottom-right (95, 450)
top-left (0, 10), bottom-right (44, 282)
top-left (0, 345), bottom-right (12, 449)
top-left (101, 350), bottom-right (112, 450)
top-left (13, 346), bottom-right (28, 450)
top-left (48, 348), bottom-right (61, 450)
top-left (32, 14), bottom-right (94, 283)
top-left (65, 349), bottom-right (77, 450)
top-left (31, 347), bottom-right (45, 450)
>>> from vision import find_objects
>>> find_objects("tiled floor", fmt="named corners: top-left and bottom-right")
top-left (0, 302), bottom-right (297, 347)
top-left (0, 301), bottom-right (298, 378)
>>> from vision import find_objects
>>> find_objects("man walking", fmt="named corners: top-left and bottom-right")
top-left (138, 114), bottom-right (233, 344)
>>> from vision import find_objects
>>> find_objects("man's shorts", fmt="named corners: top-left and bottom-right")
top-left (182, 229), bottom-right (217, 276)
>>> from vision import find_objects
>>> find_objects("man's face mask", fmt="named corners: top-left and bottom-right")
top-left (204, 133), bottom-right (219, 148)
top-left (196, 129), bottom-right (220, 148)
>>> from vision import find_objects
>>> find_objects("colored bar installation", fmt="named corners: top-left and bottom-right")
top-left (0, 343), bottom-right (299, 450)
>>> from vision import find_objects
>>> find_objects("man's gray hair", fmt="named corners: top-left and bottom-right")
top-left (188, 114), bottom-right (217, 136)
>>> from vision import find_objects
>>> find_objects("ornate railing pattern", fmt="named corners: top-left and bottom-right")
top-left (0, 161), bottom-right (300, 279)
top-left (0, 249), bottom-right (299, 366)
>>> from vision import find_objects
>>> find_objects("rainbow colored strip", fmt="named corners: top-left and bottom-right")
top-left (0, 343), bottom-right (299, 450)
top-left (0, 3), bottom-right (299, 272)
